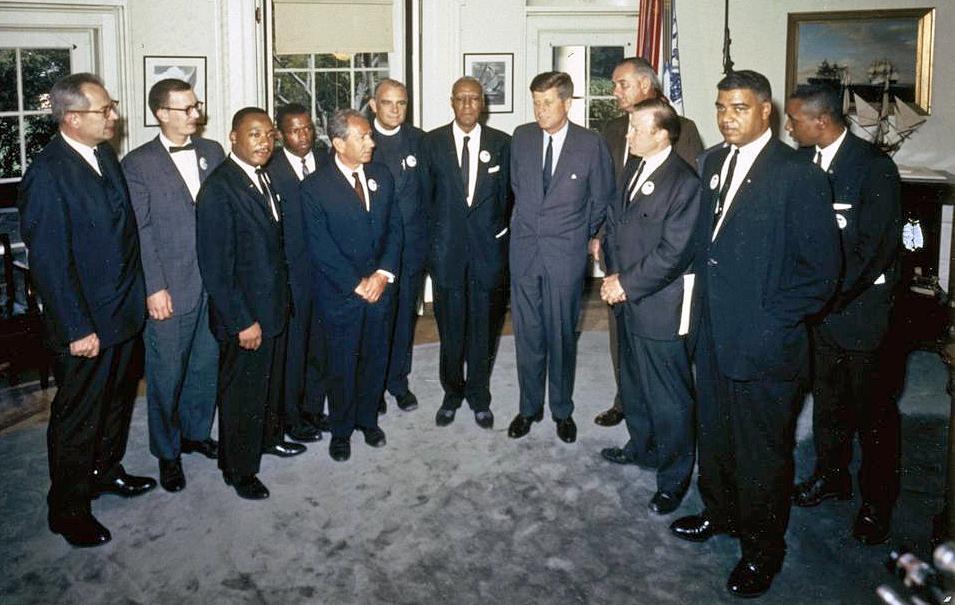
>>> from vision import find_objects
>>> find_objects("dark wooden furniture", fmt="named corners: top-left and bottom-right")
top-left (0, 233), bottom-right (50, 388)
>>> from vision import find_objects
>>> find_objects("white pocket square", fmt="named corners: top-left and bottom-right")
top-left (833, 203), bottom-right (853, 210)
top-left (488, 165), bottom-right (500, 174)
top-left (495, 227), bottom-right (508, 239)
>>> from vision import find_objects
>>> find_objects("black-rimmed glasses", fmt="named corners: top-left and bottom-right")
top-left (161, 102), bottom-right (204, 115)
top-left (69, 100), bottom-right (119, 118)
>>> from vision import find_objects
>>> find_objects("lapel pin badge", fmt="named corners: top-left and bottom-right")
top-left (199, 157), bottom-right (208, 171)
top-left (479, 150), bottom-right (490, 163)
top-left (709, 174), bottom-right (719, 190)
top-left (406, 154), bottom-right (417, 167)
top-left (641, 181), bottom-right (655, 195)
top-left (835, 214), bottom-right (847, 230)
top-left (571, 174), bottom-right (578, 180)
top-left (368, 178), bottom-right (378, 192)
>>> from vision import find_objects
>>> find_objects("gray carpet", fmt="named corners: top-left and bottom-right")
top-left (0, 332), bottom-right (948, 604)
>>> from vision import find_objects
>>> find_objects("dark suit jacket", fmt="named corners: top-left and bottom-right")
top-left (604, 151), bottom-right (701, 340)
top-left (510, 122), bottom-right (615, 286)
top-left (18, 135), bottom-right (145, 350)
top-left (691, 137), bottom-right (841, 381)
top-left (196, 158), bottom-right (290, 341)
top-left (372, 124), bottom-right (428, 272)
top-left (122, 136), bottom-right (224, 315)
top-left (301, 160), bottom-right (402, 326)
top-left (601, 113), bottom-right (704, 188)
top-left (421, 123), bottom-right (512, 290)
top-left (265, 147), bottom-right (328, 304)
top-left (802, 131), bottom-right (901, 351)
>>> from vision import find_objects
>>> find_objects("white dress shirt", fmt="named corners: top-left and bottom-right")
top-left (452, 121), bottom-right (481, 206)
top-left (230, 153), bottom-right (279, 221)
top-left (815, 127), bottom-right (848, 172)
top-left (712, 127), bottom-right (773, 238)
top-left (283, 146), bottom-right (315, 182)
top-left (159, 132), bottom-right (201, 201)
top-left (627, 145), bottom-right (671, 202)
top-left (61, 131), bottom-right (101, 176)
top-left (541, 120), bottom-right (570, 175)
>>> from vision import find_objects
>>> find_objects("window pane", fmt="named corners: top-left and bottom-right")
top-left (589, 46), bottom-right (624, 96)
top-left (0, 117), bottom-right (21, 178)
top-left (355, 53), bottom-right (388, 69)
top-left (21, 48), bottom-right (69, 111)
top-left (315, 71), bottom-right (350, 114)
top-left (274, 72), bottom-right (311, 109)
top-left (24, 114), bottom-right (56, 164)
top-left (0, 49), bottom-right (16, 112)
top-left (354, 70), bottom-right (385, 116)
top-left (315, 53), bottom-right (349, 69)
top-left (273, 54), bottom-right (309, 69)
top-left (589, 98), bottom-right (622, 133)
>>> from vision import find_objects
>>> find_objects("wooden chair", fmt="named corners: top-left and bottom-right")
top-left (0, 233), bottom-right (50, 388)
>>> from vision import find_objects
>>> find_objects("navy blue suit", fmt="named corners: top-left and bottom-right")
top-left (371, 124), bottom-right (427, 400)
top-left (266, 148), bottom-right (328, 430)
top-left (302, 160), bottom-right (402, 438)
top-left (123, 136), bottom-right (224, 462)
top-left (196, 157), bottom-right (290, 477)
top-left (422, 123), bottom-right (511, 411)
top-left (19, 134), bottom-right (146, 518)
top-left (690, 136), bottom-right (840, 566)
top-left (603, 150), bottom-right (700, 495)
top-left (800, 131), bottom-right (902, 513)
top-left (509, 121), bottom-right (614, 419)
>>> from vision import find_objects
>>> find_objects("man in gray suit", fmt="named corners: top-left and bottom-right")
top-left (122, 78), bottom-right (225, 492)
top-left (592, 56), bottom-right (704, 427)
top-left (507, 71), bottom-right (615, 444)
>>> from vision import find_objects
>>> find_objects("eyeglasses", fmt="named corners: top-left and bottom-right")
top-left (161, 102), bottom-right (204, 115)
top-left (69, 99), bottom-right (119, 118)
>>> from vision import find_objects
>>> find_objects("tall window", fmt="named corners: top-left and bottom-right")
top-left (272, 53), bottom-right (389, 147)
top-left (553, 44), bottom-right (625, 132)
top-left (0, 47), bottom-right (68, 184)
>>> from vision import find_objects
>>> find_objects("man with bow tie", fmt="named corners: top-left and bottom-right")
top-left (197, 107), bottom-right (303, 500)
top-left (598, 98), bottom-right (701, 516)
top-left (302, 109), bottom-right (402, 462)
top-left (122, 78), bottom-right (225, 493)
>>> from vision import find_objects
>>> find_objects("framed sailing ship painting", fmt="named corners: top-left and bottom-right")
top-left (786, 9), bottom-right (935, 115)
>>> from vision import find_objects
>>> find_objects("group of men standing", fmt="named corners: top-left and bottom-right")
top-left (19, 56), bottom-right (901, 601)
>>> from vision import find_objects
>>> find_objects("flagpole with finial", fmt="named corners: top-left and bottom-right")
top-left (722, 0), bottom-right (734, 74)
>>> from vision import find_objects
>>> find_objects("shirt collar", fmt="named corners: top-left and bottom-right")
top-left (60, 131), bottom-right (101, 173)
top-left (730, 127), bottom-right (772, 160)
top-left (542, 120), bottom-right (569, 145)
top-left (334, 153), bottom-right (365, 180)
top-left (815, 127), bottom-right (848, 171)
top-left (640, 145), bottom-right (672, 175)
top-left (452, 121), bottom-right (481, 142)
top-left (374, 119), bottom-right (401, 137)
top-left (283, 146), bottom-right (312, 166)
top-left (229, 152), bottom-right (265, 188)
top-left (158, 131), bottom-right (192, 151)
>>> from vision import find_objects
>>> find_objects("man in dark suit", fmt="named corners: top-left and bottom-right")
top-left (122, 78), bottom-right (224, 493)
top-left (669, 71), bottom-right (840, 598)
top-left (599, 98), bottom-right (701, 515)
top-left (266, 102), bottom-right (330, 442)
top-left (593, 56), bottom-right (704, 428)
top-left (784, 85), bottom-right (902, 545)
top-left (301, 109), bottom-right (402, 462)
top-left (369, 79), bottom-right (426, 415)
top-left (508, 71), bottom-right (615, 443)
top-left (422, 77), bottom-right (511, 430)
top-left (197, 107), bottom-right (304, 501)
top-left (19, 73), bottom-right (153, 547)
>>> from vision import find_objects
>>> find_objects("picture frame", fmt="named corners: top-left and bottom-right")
top-left (786, 9), bottom-right (935, 115)
top-left (463, 53), bottom-right (514, 114)
top-left (143, 55), bottom-right (207, 127)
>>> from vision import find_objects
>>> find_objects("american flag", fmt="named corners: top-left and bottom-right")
top-left (662, 0), bottom-right (685, 115)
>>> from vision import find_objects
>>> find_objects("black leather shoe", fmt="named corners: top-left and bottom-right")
top-left (224, 474), bottom-right (269, 500)
top-left (358, 426), bottom-right (386, 447)
top-left (181, 438), bottom-right (219, 460)
top-left (792, 471), bottom-right (851, 507)
top-left (49, 512), bottom-right (111, 548)
top-left (435, 407), bottom-right (456, 427)
top-left (378, 398), bottom-right (387, 415)
top-left (649, 491), bottom-right (683, 515)
top-left (329, 436), bottom-right (351, 461)
top-left (594, 407), bottom-right (624, 426)
top-left (159, 457), bottom-right (186, 493)
top-left (670, 512), bottom-right (735, 543)
top-left (92, 467), bottom-right (157, 499)
top-left (601, 447), bottom-right (641, 465)
top-left (286, 424), bottom-right (322, 443)
top-left (852, 502), bottom-right (891, 545)
top-left (726, 558), bottom-right (778, 598)
top-left (474, 410), bottom-right (494, 429)
top-left (395, 391), bottom-right (419, 411)
top-left (507, 410), bottom-right (543, 439)
top-left (263, 441), bottom-right (306, 457)
top-left (556, 416), bottom-right (577, 443)
top-left (302, 411), bottom-right (331, 433)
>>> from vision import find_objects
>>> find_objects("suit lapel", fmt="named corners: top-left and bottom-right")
top-left (546, 125), bottom-right (575, 200)
top-left (149, 137), bottom-right (196, 206)
top-left (715, 141), bottom-right (777, 237)
top-left (469, 129), bottom-right (492, 212)
top-left (228, 161), bottom-right (278, 229)
top-left (627, 154), bottom-right (676, 214)
top-left (440, 126), bottom-right (468, 205)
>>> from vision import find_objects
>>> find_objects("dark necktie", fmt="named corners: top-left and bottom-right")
top-left (169, 143), bottom-right (195, 153)
top-left (543, 135), bottom-right (554, 194)
top-left (814, 150), bottom-right (822, 167)
top-left (92, 146), bottom-right (106, 177)
top-left (255, 167), bottom-right (280, 221)
top-left (352, 172), bottom-right (367, 211)
top-left (713, 148), bottom-right (739, 232)
top-left (301, 157), bottom-right (310, 179)
top-left (625, 160), bottom-right (646, 207)
top-left (623, 152), bottom-right (639, 178)
top-left (460, 135), bottom-right (470, 195)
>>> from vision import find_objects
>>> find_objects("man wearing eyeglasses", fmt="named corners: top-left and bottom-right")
top-left (19, 72), bottom-right (153, 548)
top-left (121, 79), bottom-right (225, 494)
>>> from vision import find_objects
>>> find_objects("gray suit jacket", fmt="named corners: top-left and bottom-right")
top-left (122, 136), bottom-right (225, 316)
top-left (601, 113), bottom-right (704, 189)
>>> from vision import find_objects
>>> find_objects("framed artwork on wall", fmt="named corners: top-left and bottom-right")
top-left (463, 53), bottom-right (514, 114)
top-left (143, 55), bottom-right (207, 127)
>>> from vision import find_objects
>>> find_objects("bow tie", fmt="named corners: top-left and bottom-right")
top-left (169, 143), bottom-right (195, 153)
